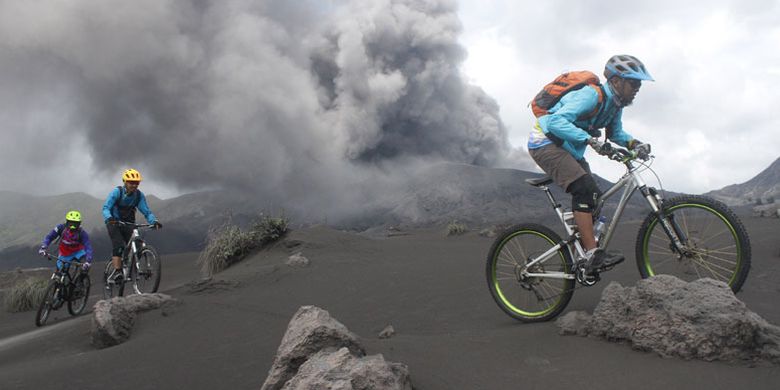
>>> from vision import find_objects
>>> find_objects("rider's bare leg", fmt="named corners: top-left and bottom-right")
top-left (112, 256), bottom-right (122, 270)
top-left (574, 211), bottom-right (597, 251)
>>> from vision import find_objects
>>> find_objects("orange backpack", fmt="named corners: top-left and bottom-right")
top-left (530, 71), bottom-right (605, 119)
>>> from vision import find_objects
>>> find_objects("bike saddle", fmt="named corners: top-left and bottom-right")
top-left (525, 176), bottom-right (553, 187)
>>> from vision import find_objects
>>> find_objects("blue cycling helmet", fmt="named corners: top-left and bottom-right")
top-left (604, 55), bottom-right (654, 81)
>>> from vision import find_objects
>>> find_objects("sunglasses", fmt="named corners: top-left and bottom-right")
top-left (625, 78), bottom-right (642, 89)
top-left (125, 181), bottom-right (140, 186)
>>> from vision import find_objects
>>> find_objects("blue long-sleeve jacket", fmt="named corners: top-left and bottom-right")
top-left (102, 187), bottom-right (157, 224)
top-left (528, 82), bottom-right (636, 160)
top-left (41, 224), bottom-right (93, 262)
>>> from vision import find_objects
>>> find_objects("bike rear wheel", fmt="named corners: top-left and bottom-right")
top-left (35, 281), bottom-right (58, 327)
top-left (486, 223), bottom-right (575, 322)
top-left (131, 245), bottom-right (161, 294)
top-left (68, 273), bottom-right (91, 316)
top-left (635, 195), bottom-right (751, 293)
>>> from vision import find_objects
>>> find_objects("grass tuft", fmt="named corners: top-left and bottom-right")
top-left (446, 221), bottom-right (467, 236)
top-left (4, 278), bottom-right (49, 312)
top-left (198, 214), bottom-right (289, 277)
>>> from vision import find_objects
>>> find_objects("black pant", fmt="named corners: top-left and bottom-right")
top-left (106, 223), bottom-right (133, 257)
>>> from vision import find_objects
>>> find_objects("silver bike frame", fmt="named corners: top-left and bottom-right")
top-left (521, 155), bottom-right (667, 281)
top-left (122, 227), bottom-right (147, 279)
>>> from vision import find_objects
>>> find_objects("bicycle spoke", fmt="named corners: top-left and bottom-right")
top-left (690, 255), bottom-right (735, 275)
top-left (690, 257), bottom-right (730, 282)
top-left (653, 256), bottom-right (679, 268)
top-left (509, 237), bottom-right (527, 264)
top-left (688, 250), bottom-right (737, 266)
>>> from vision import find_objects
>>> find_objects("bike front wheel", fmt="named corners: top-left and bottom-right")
top-left (68, 273), bottom-right (91, 316)
top-left (486, 224), bottom-right (575, 322)
top-left (635, 195), bottom-right (751, 293)
top-left (132, 245), bottom-right (161, 294)
top-left (35, 281), bottom-right (58, 327)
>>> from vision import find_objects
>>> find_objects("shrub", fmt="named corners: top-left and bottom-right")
top-left (250, 215), bottom-right (289, 244)
top-left (198, 214), bottom-right (289, 277)
top-left (4, 278), bottom-right (49, 313)
top-left (446, 221), bottom-right (467, 236)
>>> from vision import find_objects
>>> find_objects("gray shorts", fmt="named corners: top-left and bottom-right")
top-left (528, 144), bottom-right (591, 192)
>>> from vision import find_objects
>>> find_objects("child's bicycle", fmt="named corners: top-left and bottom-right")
top-left (486, 143), bottom-right (751, 322)
top-left (35, 253), bottom-right (92, 327)
top-left (103, 221), bottom-right (162, 298)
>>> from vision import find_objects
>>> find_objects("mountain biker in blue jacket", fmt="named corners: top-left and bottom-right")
top-left (39, 210), bottom-right (93, 272)
top-left (527, 55), bottom-right (653, 275)
top-left (102, 168), bottom-right (162, 282)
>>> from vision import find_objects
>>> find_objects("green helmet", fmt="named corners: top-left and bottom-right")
top-left (65, 210), bottom-right (82, 222)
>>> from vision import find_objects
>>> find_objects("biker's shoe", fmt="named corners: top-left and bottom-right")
top-left (107, 269), bottom-right (124, 284)
top-left (585, 249), bottom-right (625, 275)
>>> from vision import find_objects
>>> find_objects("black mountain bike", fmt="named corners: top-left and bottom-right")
top-left (103, 221), bottom-right (162, 298)
top-left (35, 253), bottom-right (92, 327)
top-left (486, 143), bottom-right (751, 322)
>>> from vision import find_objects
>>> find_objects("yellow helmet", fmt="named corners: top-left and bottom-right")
top-left (65, 210), bottom-right (82, 222)
top-left (122, 168), bottom-right (143, 182)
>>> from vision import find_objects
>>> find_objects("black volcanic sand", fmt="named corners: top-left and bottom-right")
top-left (1, 218), bottom-right (779, 389)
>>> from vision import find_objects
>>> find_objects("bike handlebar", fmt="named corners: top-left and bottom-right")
top-left (41, 252), bottom-right (87, 266)
top-left (108, 220), bottom-right (159, 229)
top-left (592, 141), bottom-right (652, 163)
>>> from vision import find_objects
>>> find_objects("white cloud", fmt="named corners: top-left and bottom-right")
top-left (458, 0), bottom-right (780, 193)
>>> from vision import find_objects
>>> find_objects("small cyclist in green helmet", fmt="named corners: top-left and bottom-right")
top-left (39, 210), bottom-right (93, 272)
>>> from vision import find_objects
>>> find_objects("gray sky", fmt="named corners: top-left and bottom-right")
top-left (458, 0), bottom-right (780, 193)
top-left (1, 0), bottom-right (778, 207)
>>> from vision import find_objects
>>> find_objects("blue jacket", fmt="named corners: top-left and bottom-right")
top-left (102, 187), bottom-right (157, 224)
top-left (528, 82), bottom-right (636, 160)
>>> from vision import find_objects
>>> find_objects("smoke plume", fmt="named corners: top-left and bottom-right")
top-left (0, 0), bottom-right (523, 221)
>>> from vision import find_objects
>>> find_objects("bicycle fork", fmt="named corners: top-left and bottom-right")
top-left (643, 187), bottom-right (690, 257)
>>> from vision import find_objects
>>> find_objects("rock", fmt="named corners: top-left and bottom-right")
top-left (281, 348), bottom-right (412, 390)
top-left (563, 275), bottom-right (780, 364)
top-left (91, 299), bottom-right (135, 349)
top-left (261, 306), bottom-right (366, 390)
top-left (122, 293), bottom-right (177, 313)
top-left (478, 227), bottom-right (497, 238)
top-left (555, 311), bottom-right (591, 336)
top-left (378, 325), bottom-right (395, 339)
top-left (285, 253), bottom-right (311, 268)
top-left (90, 294), bottom-right (178, 349)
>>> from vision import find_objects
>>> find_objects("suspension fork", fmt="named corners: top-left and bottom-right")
top-left (642, 186), bottom-right (689, 254)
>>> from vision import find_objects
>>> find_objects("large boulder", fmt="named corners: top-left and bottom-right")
top-left (91, 294), bottom-right (177, 349)
top-left (280, 348), bottom-right (412, 390)
top-left (91, 299), bottom-right (135, 349)
top-left (557, 275), bottom-right (780, 364)
top-left (262, 305), bottom-right (413, 390)
top-left (262, 306), bottom-right (366, 390)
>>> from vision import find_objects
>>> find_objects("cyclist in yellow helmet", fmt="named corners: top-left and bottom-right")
top-left (102, 169), bottom-right (162, 282)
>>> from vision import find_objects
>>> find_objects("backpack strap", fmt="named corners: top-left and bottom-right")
top-left (578, 84), bottom-right (605, 121)
top-left (115, 185), bottom-right (141, 209)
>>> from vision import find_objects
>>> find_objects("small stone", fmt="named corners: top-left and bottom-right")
top-left (378, 325), bottom-right (395, 339)
top-left (285, 253), bottom-right (311, 268)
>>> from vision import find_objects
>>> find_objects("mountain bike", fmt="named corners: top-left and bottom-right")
top-left (103, 221), bottom-right (161, 298)
top-left (486, 143), bottom-right (751, 322)
top-left (35, 253), bottom-right (92, 327)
